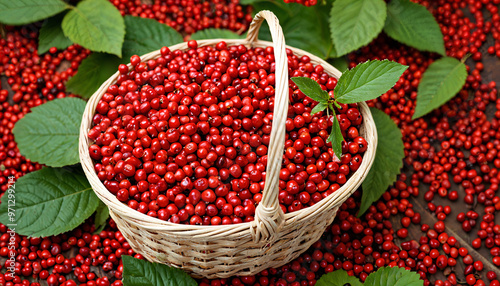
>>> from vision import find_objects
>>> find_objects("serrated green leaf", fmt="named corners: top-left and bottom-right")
top-left (329, 0), bottom-right (387, 57)
top-left (13, 98), bottom-right (86, 167)
top-left (316, 270), bottom-right (363, 286)
top-left (38, 12), bottom-right (73, 54)
top-left (122, 255), bottom-right (197, 286)
top-left (364, 267), bottom-right (423, 286)
top-left (328, 110), bottom-right (343, 160)
top-left (256, 1), bottom-right (336, 59)
top-left (291, 77), bottom-right (330, 103)
top-left (94, 201), bottom-right (109, 233)
top-left (328, 57), bottom-right (349, 73)
top-left (0, 0), bottom-right (69, 25)
top-left (384, 0), bottom-right (445, 55)
top-left (0, 167), bottom-right (99, 237)
top-left (66, 53), bottom-right (121, 98)
top-left (412, 57), bottom-right (467, 119)
top-left (335, 60), bottom-right (408, 104)
top-left (122, 16), bottom-right (183, 61)
top-left (359, 108), bottom-right (404, 216)
top-left (190, 28), bottom-right (245, 40)
top-left (311, 102), bottom-right (328, 115)
top-left (62, 0), bottom-right (124, 57)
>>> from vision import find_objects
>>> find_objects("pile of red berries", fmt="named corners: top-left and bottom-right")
top-left (109, 0), bottom-right (253, 35)
top-left (88, 40), bottom-right (368, 225)
top-left (0, 220), bottom-right (132, 286)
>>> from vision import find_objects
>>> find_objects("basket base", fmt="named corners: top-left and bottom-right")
top-left (110, 208), bottom-right (339, 279)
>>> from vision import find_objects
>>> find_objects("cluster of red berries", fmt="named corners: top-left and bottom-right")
top-left (0, 220), bottom-right (134, 286)
top-left (88, 40), bottom-right (368, 225)
top-left (109, 0), bottom-right (253, 35)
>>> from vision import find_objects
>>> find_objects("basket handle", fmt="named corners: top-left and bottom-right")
top-left (245, 11), bottom-right (289, 243)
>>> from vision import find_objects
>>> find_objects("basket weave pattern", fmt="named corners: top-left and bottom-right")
top-left (79, 11), bottom-right (378, 278)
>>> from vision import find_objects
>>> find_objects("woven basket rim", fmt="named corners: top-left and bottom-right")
top-left (79, 16), bottom-right (377, 236)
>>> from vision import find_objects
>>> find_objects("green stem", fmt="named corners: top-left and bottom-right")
top-left (332, 100), bottom-right (341, 109)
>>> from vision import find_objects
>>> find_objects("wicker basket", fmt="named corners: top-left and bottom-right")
top-left (79, 10), bottom-right (377, 279)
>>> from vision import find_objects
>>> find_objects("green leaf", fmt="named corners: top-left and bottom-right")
top-left (62, 0), bottom-right (125, 57)
top-left (327, 109), bottom-right (343, 160)
top-left (122, 16), bottom-right (183, 61)
top-left (38, 13), bottom-right (73, 54)
top-left (334, 60), bottom-right (408, 104)
top-left (311, 102), bottom-right (328, 115)
top-left (13, 98), bottom-right (86, 167)
top-left (384, 0), bottom-right (445, 55)
top-left (122, 255), bottom-right (197, 286)
top-left (0, 167), bottom-right (99, 237)
top-left (94, 201), bottom-right (109, 233)
top-left (364, 267), bottom-right (423, 286)
top-left (359, 108), bottom-right (404, 216)
top-left (329, 0), bottom-right (387, 57)
top-left (256, 1), bottom-right (336, 59)
top-left (66, 52), bottom-right (121, 98)
top-left (412, 57), bottom-right (467, 119)
top-left (328, 57), bottom-right (349, 73)
top-left (291, 77), bottom-right (330, 103)
top-left (239, 0), bottom-right (258, 4)
top-left (316, 270), bottom-right (363, 286)
top-left (0, 0), bottom-right (69, 25)
top-left (190, 28), bottom-right (245, 40)
top-left (317, 267), bottom-right (422, 286)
